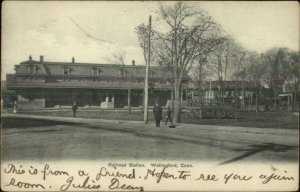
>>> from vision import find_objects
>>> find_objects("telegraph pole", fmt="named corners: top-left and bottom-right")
top-left (144, 15), bottom-right (151, 124)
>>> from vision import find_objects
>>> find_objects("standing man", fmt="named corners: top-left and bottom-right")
top-left (153, 101), bottom-right (162, 127)
top-left (72, 101), bottom-right (78, 118)
top-left (165, 105), bottom-right (173, 125)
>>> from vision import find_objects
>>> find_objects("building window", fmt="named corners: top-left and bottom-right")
top-left (63, 67), bottom-right (70, 75)
top-left (119, 69), bottom-right (123, 76)
top-left (91, 68), bottom-right (102, 76)
top-left (91, 68), bottom-right (97, 76)
top-left (97, 69), bottom-right (102, 76)
top-left (28, 65), bottom-right (35, 74)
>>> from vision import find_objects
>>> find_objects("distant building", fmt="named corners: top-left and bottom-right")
top-left (279, 79), bottom-right (300, 110)
top-left (185, 80), bottom-right (259, 109)
top-left (6, 55), bottom-right (177, 110)
top-left (187, 81), bottom-right (256, 100)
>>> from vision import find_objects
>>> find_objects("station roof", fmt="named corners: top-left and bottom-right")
top-left (17, 58), bottom-right (170, 79)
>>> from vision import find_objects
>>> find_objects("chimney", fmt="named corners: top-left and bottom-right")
top-left (72, 57), bottom-right (75, 64)
top-left (29, 55), bottom-right (32, 61)
top-left (132, 59), bottom-right (135, 66)
top-left (40, 55), bottom-right (44, 62)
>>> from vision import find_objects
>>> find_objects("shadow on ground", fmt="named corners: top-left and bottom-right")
top-left (2, 117), bottom-right (82, 129)
top-left (219, 143), bottom-right (298, 165)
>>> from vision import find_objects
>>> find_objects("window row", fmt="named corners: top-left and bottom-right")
top-left (25, 65), bottom-right (157, 77)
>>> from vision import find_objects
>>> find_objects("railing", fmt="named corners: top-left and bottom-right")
top-left (186, 98), bottom-right (237, 119)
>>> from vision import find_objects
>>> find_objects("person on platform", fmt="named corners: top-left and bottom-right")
top-left (72, 101), bottom-right (78, 118)
top-left (153, 101), bottom-right (162, 127)
top-left (165, 105), bottom-right (173, 125)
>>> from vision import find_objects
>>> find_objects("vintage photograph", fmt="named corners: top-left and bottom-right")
top-left (1, 1), bottom-right (299, 191)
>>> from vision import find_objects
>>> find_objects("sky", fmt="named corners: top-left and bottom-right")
top-left (1, 1), bottom-right (299, 80)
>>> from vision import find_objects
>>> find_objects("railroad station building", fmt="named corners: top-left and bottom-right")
top-left (6, 55), bottom-right (175, 110)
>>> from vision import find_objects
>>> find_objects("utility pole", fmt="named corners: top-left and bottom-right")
top-left (144, 15), bottom-right (151, 124)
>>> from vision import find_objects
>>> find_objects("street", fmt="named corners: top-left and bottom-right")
top-left (1, 114), bottom-right (298, 164)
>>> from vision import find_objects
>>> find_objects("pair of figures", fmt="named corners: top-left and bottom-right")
top-left (153, 103), bottom-right (173, 127)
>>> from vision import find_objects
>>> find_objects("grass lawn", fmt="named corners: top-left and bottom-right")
top-left (17, 109), bottom-right (299, 129)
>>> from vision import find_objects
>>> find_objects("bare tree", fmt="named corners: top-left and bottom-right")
top-left (206, 37), bottom-right (244, 105)
top-left (136, 2), bottom-right (224, 123)
top-left (261, 48), bottom-right (290, 111)
top-left (135, 24), bottom-right (157, 65)
top-left (241, 52), bottom-right (265, 112)
top-left (267, 48), bottom-right (300, 110)
top-left (285, 51), bottom-right (300, 110)
top-left (229, 43), bottom-right (248, 108)
top-left (235, 48), bottom-right (299, 112)
top-left (191, 56), bottom-right (210, 100)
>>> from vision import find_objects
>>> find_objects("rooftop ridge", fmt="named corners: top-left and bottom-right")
top-left (21, 60), bottom-right (162, 68)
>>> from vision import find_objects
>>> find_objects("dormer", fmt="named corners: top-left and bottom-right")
top-left (27, 65), bottom-right (40, 74)
top-left (91, 67), bottom-right (102, 76)
top-left (62, 66), bottom-right (71, 75)
top-left (118, 69), bottom-right (124, 77)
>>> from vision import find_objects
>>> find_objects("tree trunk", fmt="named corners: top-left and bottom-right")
top-left (255, 88), bottom-right (259, 112)
top-left (293, 81), bottom-right (299, 111)
top-left (240, 81), bottom-right (245, 109)
top-left (128, 88), bottom-right (131, 114)
top-left (273, 88), bottom-right (278, 111)
top-left (171, 88), bottom-right (174, 108)
top-left (173, 82), bottom-right (181, 124)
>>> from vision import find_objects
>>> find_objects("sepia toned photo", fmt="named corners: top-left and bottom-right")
top-left (1, 1), bottom-right (299, 191)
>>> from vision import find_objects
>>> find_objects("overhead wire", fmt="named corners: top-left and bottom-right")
top-left (68, 15), bottom-right (113, 44)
